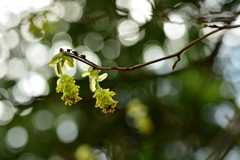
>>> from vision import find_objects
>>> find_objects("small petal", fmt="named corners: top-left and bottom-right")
top-left (60, 62), bottom-right (66, 74)
top-left (82, 71), bottom-right (90, 77)
top-left (63, 56), bottom-right (74, 68)
top-left (48, 59), bottom-right (60, 67)
top-left (55, 63), bottom-right (62, 77)
top-left (90, 79), bottom-right (96, 92)
top-left (52, 53), bottom-right (63, 61)
top-left (97, 73), bottom-right (108, 82)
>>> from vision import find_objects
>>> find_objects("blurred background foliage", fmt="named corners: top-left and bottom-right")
top-left (1, 0), bottom-right (240, 159)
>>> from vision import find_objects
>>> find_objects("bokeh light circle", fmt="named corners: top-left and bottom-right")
top-left (4, 29), bottom-right (19, 49)
top-left (143, 44), bottom-right (166, 70)
top-left (56, 120), bottom-right (78, 143)
top-left (118, 19), bottom-right (139, 46)
top-left (17, 72), bottom-right (48, 97)
top-left (26, 43), bottom-right (49, 68)
top-left (164, 13), bottom-right (186, 40)
top-left (32, 110), bottom-right (54, 131)
top-left (101, 39), bottom-right (121, 59)
top-left (129, 0), bottom-right (152, 24)
top-left (7, 58), bottom-right (28, 79)
top-left (84, 32), bottom-right (103, 52)
top-left (63, 1), bottom-right (82, 22)
top-left (5, 126), bottom-right (28, 149)
top-left (0, 100), bottom-right (15, 125)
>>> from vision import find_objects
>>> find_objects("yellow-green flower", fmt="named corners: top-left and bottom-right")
top-left (82, 67), bottom-right (108, 92)
top-left (93, 88), bottom-right (118, 114)
top-left (56, 75), bottom-right (82, 106)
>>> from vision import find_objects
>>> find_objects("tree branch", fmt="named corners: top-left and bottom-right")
top-left (70, 24), bottom-right (240, 71)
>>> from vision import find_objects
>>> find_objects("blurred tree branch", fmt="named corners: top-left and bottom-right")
top-left (206, 114), bottom-right (240, 160)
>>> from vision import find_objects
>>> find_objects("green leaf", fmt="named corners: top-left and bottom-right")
top-left (52, 53), bottom-right (63, 61)
top-left (55, 63), bottom-right (62, 76)
top-left (48, 59), bottom-right (60, 67)
top-left (61, 63), bottom-right (66, 74)
top-left (97, 73), bottom-right (108, 82)
top-left (66, 60), bottom-right (74, 67)
top-left (82, 71), bottom-right (90, 77)
top-left (63, 56), bottom-right (74, 68)
top-left (62, 51), bottom-right (71, 56)
top-left (48, 53), bottom-right (63, 67)
top-left (90, 79), bottom-right (96, 92)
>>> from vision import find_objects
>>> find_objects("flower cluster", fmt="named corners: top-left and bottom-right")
top-left (49, 49), bottom-right (119, 113)
top-left (93, 88), bottom-right (118, 114)
top-left (56, 75), bottom-right (82, 106)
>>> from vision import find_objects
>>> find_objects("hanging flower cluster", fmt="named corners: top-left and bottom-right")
top-left (93, 88), bottom-right (118, 114)
top-left (56, 75), bottom-right (82, 106)
top-left (82, 67), bottom-right (118, 114)
top-left (48, 49), bottom-right (118, 113)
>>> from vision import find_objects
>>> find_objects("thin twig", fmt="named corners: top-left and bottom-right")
top-left (206, 114), bottom-right (240, 160)
top-left (220, 139), bottom-right (237, 160)
top-left (70, 54), bottom-right (100, 68)
top-left (71, 24), bottom-right (240, 71)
